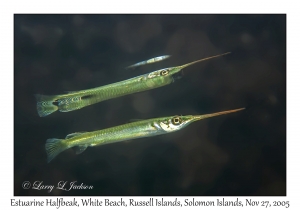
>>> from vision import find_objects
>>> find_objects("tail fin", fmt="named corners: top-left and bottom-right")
top-left (34, 94), bottom-right (58, 117)
top-left (45, 138), bottom-right (68, 163)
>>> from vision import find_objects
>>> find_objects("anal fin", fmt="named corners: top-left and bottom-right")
top-left (74, 145), bottom-right (88, 154)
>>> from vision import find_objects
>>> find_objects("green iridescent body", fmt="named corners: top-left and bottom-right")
top-left (35, 52), bottom-right (230, 117)
top-left (45, 108), bottom-right (244, 163)
top-left (35, 70), bottom-right (173, 117)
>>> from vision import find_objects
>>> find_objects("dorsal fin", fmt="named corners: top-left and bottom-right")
top-left (65, 132), bottom-right (86, 139)
top-left (129, 119), bottom-right (144, 122)
top-left (64, 91), bottom-right (78, 93)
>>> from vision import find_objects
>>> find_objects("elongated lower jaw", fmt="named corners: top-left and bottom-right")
top-left (180, 52), bottom-right (231, 70)
top-left (193, 108), bottom-right (245, 121)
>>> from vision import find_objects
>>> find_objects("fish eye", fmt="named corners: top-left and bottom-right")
top-left (160, 69), bottom-right (169, 76)
top-left (172, 116), bottom-right (181, 125)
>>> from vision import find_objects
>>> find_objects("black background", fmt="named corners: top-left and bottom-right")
top-left (14, 14), bottom-right (286, 196)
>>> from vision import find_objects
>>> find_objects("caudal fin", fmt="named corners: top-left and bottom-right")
top-left (35, 94), bottom-right (59, 117)
top-left (45, 138), bottom-right (68, 163)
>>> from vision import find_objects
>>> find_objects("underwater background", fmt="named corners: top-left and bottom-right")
top-left (14, 14), bottom-right (286, 196)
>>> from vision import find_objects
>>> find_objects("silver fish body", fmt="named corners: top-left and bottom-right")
top-left (126, 55), bottom-right (171, 69)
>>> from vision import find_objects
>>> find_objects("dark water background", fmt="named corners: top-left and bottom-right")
top-left (14, 14), bottom-right (286, 196)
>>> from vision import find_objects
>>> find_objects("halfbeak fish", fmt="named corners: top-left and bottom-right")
top-left (45, 107), bottom-right (244, 162)
top-left (126, 55), bottom-right (171, 69)
top-left (35, 52), bottom-right (230, 117)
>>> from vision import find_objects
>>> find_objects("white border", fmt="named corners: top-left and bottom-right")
top-left (2, 0), bottom-right (297, 209)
